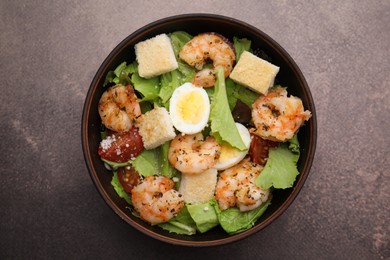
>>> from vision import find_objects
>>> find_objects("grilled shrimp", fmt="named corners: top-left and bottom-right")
top-left (168, 133), bottom-right (221, 175)
top-left (215, 158), bottom-right (270, 212)
top-left (98, 84), bottom-right (141, 133)
top-left (251, 87), bottom-right (311, 142)
top-left (131, 176), bottom-right (185, 225)
top-left (179, 33), bottom-right (235, 87)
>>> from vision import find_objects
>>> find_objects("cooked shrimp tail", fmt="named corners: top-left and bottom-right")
top-left (168, 133), bottom-right (221, 175)
top-left (179, 33), bottom-right (235, 87)
top-left (251, 87), bottom-right (311, 142)
top-left (131, 176), bottom-right (185, 225)
top-left (98, 84), bottom-right (141, 133)
top-left (215, 158), bottom-right (270, 212)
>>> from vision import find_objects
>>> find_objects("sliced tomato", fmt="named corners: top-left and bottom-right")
top-left (117, 166), bottom-right (140, 193)
top-left (98, 127), bottom-right (144, 163)
top-left (248, 134), bottom-right (278, 166)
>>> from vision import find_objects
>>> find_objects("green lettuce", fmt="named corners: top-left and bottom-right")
top-left (102, 61), bottom-right (160, 103)
top-left (159, 62), bottom-right (197, 108)
top-left (131, 69), bottom-right (160, 102)
top-left (169, 31), bottom-right (193, 58)
top-left (159, 32), bottom-right (196, 108)
top-left (111, 171), bottom-right (132, 205)
top-left (159, 206), bottom-right (197, 235)
top-left (256, 136), bottom-right (301, 189)
top-left (212, 199), bottom-right (271, 235)
top-left (209, 67), bottom-right (246, 150)
top-left (129, 142), bottom-right (178, 178)
top-left (101, 158), bottom-right (131, 170)
top-left (225, 78), bottom-right (238, 111)
top-left (224, 78), bottom-right (259, 109)
top-left (233, 37), bottom-right (251, 61)
top-left (159, 69), bottom-right (182, 107)
top-left (103, 61), bottom-right (137, 87)
top-left (234, 83), bottom-right (259, 107)
top-left (130, 149), bottom-right (158, 177)
top-left (157, 141), bottom-right (178, 179)
top-left (187, 201), bottom-right (219, 233)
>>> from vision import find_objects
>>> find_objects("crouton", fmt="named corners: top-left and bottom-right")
top-left (136, 107), bottom-right (176, 149)
top-left (179, 168), bottom-right (218, 204)
top-left (135, 34), bottom-right (178, 79)
top-left (229, 51), bottom-right (279, 95)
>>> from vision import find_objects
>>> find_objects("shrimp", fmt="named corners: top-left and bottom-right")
top-left (179, 33), bottom-right (235, 88)
top-left (251, 87), bottom-right (311, 142)
top-left (215, 158), bottom-right (270, 212)
top-left (168, 133), bottom-right (221, 175)
top-left (98, 84), bottom-right (141, 133)
top-left (131, 176), bottom-right (185, 225)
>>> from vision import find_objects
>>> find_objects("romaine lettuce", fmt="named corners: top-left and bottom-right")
top-left (158, 206), bottom-right (197, 235)
top-left (157, 141), bottom-right (178, 179)
top-left (130, 149), bottom-right (158, 177)
top-left (101, 158), bottom-right (131, 170)
top-left (225, 78), bottom-right (259, 110)
top-left (111, 171), bottom-right (132, 205)
top-left (129, 142), bottom-right (178, 178)
top-left (131, 70), bottom-right (160, 102)
top-left (103, 61), bottom-right (137, 87)
top-left (159, 32), bottom-right (196, 108)
top-left (209, 67), bottom-right (247, 150)
top-left (169, 31), bottom-right (193, 58)
top-left (256, 136), bottom-right (301, 189)
top-left (233, 37), bottom-right (251, 61)
top-left (212, 199), bottom-right (271, 235)
top-left (187, 201), bottom-right (219, 233)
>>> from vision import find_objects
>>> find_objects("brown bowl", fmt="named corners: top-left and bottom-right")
top-left (82, 13), bottom-right (317, 246)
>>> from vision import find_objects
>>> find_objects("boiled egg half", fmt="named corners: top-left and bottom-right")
top-left (169, 82), bottom-right (210, 134)
top-left (214, 123), bottom-right (251, 170)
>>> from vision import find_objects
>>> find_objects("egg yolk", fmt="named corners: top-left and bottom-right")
top-left (219, 143), bottom-right (239, 161)
top-left (177, 91), bottom-right (205, 123)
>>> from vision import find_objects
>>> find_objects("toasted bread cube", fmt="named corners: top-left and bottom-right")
top-left (136, 107), bottom-right (176, 149)
top-left (179, 168), bottom-right (218, 204)
top-left (229, 51), bottom-right (279, 95)
top-left (135, 34), bottom-right (178, 78)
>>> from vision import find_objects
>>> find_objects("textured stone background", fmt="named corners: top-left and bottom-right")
top-left (1, 1), bottom-right (389, 259)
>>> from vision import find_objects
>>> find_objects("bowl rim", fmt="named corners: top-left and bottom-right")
top-left (82, 13), bottom-right (317, 247)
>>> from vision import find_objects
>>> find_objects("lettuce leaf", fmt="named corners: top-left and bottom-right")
top-left (209, 67), bottom-right (246, 150)
top-left (158, 206), bottom-right (197, 235)
top-left (101, 158), bottom-right (131, 170)
top-left (104, 61), bottom-right (137, 87)
top-left (234, 84), bottom-right (259, 108)
top-left (187, 201), bottom-right (219, 233)
top-left (102, 61), bottom-right (160, 103)
top-left (157, 141), bottom-right (178, 179)
top-left (288, 134), bottom-right (300, 154)
top-left (169, 31), bottom-right (193, 58)
top-left (129, 142), bottom-right (178, 178)
top-left (225, 78), bottom-right (238, 111)
top-left (159, 63), bottom-right (197, 108)
top-left (224, 77), bottom-right (259, 109)
top-left (159, 32), bottom-right (196, 108)
top-left (159, 69), bottom-right (181, 107)
top-left (212, 199), bottom-right (271, 235)
top-left (177, 61), bottom-right (197, 82)
top-left (256, 137), bottom-right (301, 189)
top-left (233, 37), bottom-right (251, 61)
top-left (130, 149), bottom-right (158, 177)
top-left (131, 70), bottom-right (160, 102)
top-left (111, 171), bottom-right (132, 205)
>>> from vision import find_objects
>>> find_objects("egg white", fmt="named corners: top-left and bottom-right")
top-left (214, 123), bottom-right (251, 170)
top-left (169, 83), bottom-right (210, 134)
